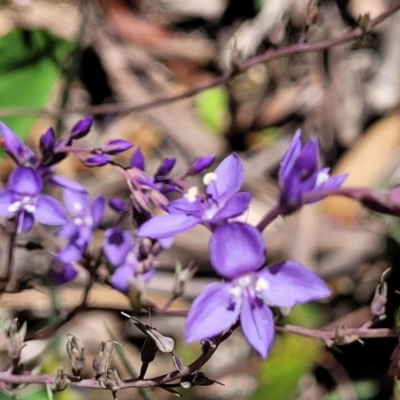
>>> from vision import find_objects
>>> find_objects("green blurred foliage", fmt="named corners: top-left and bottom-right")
top-left (250, 304), bottom-right (326, 400)
top-left (0, 28), bottom-right (72, 137)
top-left (195, 87), bottom-right (228, 134)
top-left (323, 380), bottom-right (378, 400)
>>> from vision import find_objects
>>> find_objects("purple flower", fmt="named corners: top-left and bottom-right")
top-left (137, 154), bottom-right (251, 239)
top-left (0, 167), bottom-right (66, 233)
top-left (103, 228), bottom-right (155, 292)
top-left (58, 188), bottom-right (105, 251)
top-left (278, 130), bottom-right (347, 215)
top-left (0, 121), bottom-right (86, 192)
top-left (185, 222), bottom-right (330, 357)
top-left (49, 245), bottom-right (80, 285)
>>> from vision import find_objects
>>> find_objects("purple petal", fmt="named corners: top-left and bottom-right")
top-left (103, 228), bottom-right (132, 266)
top-left (35, 195), bottom-right (67, 225)
top-left (9, 167), bottom-right (43, 195)
top-left (111, 265), bottom-right (133, 292)
top-left (0, 122), bottom-right (25, 162)
top-left (294, 139), bottom-right (319, 179)
top-left (168, 197), bottom-right (204, 217)
top-left (317, 173), bottom-right (348, 192)
top-left (210, 222), bottom-right (266, 279)
top-left (130, 148), bottom-right (145, 170)
top-left (0, 190), bottom-right (15, 216)
top-left (63, 188), bottom-right (89, 216)
top-left (58, 244), bottom-right (82, 263)
top-left (19, 211), bottom-right (34, 233)
top-left (206, 154), bottom-right (244, 204)
top-left (185, 282), bottom-right (241, 342)
top-left (57, 221), bottom-right (79, 239)
top-left (157, 236), bottom-right (174, 249)
top-left (101, 139), bottom-right (134, 155)
top-left (187, 155), bottom-right (215, 175)
top-left (91, 195), bottom-right (105, 226)
top-left (70, 116), bottom-right (93, 140)
top-left (258, 261), bottom-right (331, 307)
top-left (49, 175), bottom-right (86, 192)
top-left (137, 214), bottom-right (200, 239)
top-left (49, 257), bottom-right (78, 285)
top-left (240, 297), bottom-right (274, 358)
top-left (279, 130), bottom-right (302, 183)
top-left (211, 191), bottom-right (251, 222)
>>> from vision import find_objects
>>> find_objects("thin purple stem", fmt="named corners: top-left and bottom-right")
top-left (256, 205), bottom-right (281, 232)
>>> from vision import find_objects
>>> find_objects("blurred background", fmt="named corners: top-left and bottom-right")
top-left (1, 0), bottom-right (400, 399)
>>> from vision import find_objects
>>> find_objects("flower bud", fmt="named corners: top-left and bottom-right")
top-left (100, 139), bottom-right (134, 155)
top-left (187, 155), bottom-right (215, 175)
top-left (109, 197), bottom-right (127, 213)
top-left (39, 127), bottom-right (56, 158)
top-left (70, 116), bottom-right (93, 140)
top-left (82, 154), bottom-right (111, 167)
top-left (130, 148), bottom-right (145, 170)
top-left (155, 157), bottom-right (176, 177)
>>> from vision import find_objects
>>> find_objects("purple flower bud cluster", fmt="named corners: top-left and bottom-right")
top-left (0, 119), bottom-right (357, 359)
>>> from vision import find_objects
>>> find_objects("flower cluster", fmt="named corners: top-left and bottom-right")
top-left (0, 120), bottom-right (350, 358)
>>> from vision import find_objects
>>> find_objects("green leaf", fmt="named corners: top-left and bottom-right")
top-left (0, 29), bottom-right (72, 137)
top-left (195, 87), bottom-right (228, 134)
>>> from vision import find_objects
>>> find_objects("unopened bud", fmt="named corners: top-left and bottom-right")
top-left (70, 116), bottom-right (93, 140)
top-left (187, 155), bottom-right (215, 175)
top-left (172, 262), bottom-right (197, 298)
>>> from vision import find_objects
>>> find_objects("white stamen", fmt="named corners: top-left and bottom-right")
top-left (184, 186), bottom-right (199, 203)
top-left (230, 286), bottom-right (242, 298)
top-left (73, 217), bottom-right (83, 226)
top-left (316, 170), bottom-right (329, 187)
top-left (203, 172), bottom-right (217, 185)
top-left (237, 274), bottom-right (253, 287)
top-left (7, 201), bottom-right (22, 213)
top-left (24, 204), bottom-right (36, 213)
top-left (255, 277), bottom-right (270, 292)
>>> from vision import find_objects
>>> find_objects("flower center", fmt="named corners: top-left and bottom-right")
top-left (8, 195), bottom-right (36, 214)
top-left (229, 275), bottom-right (270, 300)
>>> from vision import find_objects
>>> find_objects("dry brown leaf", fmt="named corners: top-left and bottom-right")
top-left (321, 111), bottom-right (400, 220)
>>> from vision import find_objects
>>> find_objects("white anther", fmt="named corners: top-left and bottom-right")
top-left (203, 172), bottom-right (217, 186)
top-left (255, 277), bottom-right (270, 292)
top-left (316, 170), bottom-right (329, 186)
top-left (184, 186), bottom-right (199, 203)
top-left (230, 286), bottom-right (242, 298)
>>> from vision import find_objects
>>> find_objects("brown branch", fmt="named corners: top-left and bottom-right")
top-left (1, 0), bottom-right (400, 119)
top-left (276, 324), bottom-right (399, 341)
